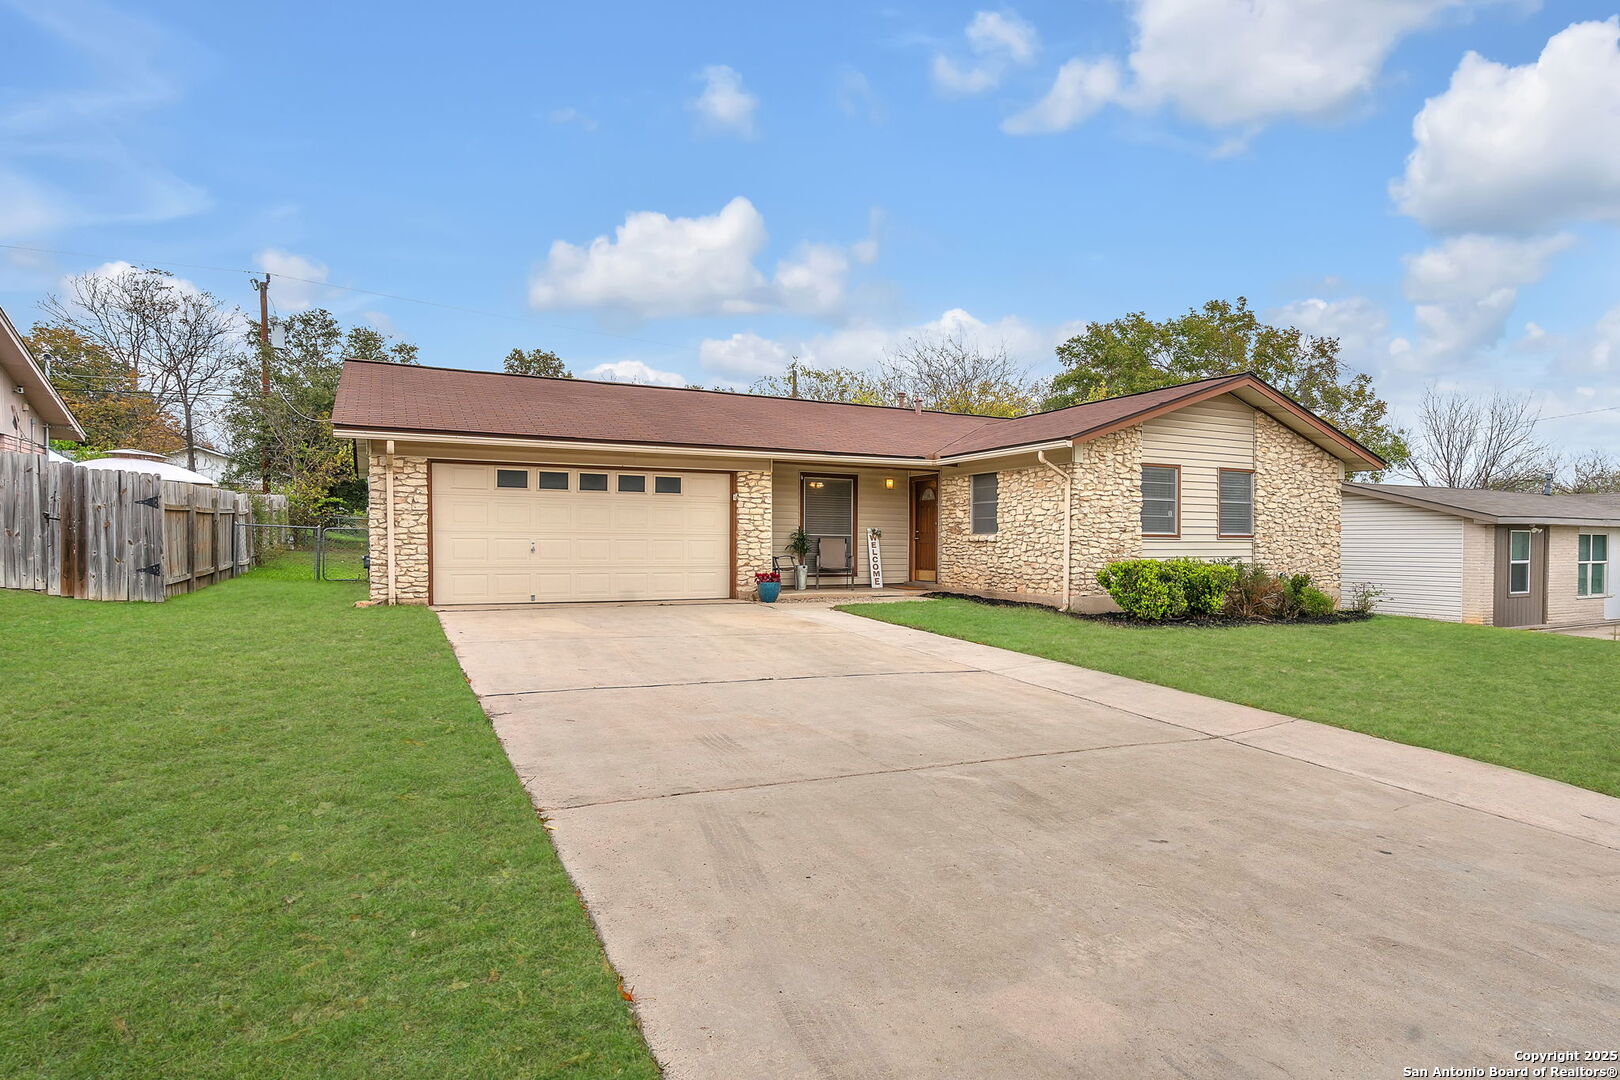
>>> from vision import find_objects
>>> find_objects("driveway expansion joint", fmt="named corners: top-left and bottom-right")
top-left (542, 732), bottom-right (1210, 811)
top-left (478, 668), bottom-right (971, 698)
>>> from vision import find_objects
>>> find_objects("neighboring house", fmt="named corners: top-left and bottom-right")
top-left (1343, 484), bottom-right (1620, 628)
top-left (164, 446), bottom-right (232, 484)
top-left (0, 305), bottom-right (85, 453)
top-left (331, 362), bottom-right (1383, 607)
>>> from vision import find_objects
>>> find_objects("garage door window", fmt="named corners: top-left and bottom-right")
top-left (579, 473), bottom-right (609, 491)
top-left (655, 476), bottom-right (683, 494)
top-left (538, 471), bottom-right (569, 490)
top-left (618, 475), bottom-right (646, 492)
top-left (495, 469), bottom-right (527, 489)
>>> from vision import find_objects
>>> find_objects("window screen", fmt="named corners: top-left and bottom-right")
top-left (1218, 470), bottom-right (1253, 536)
top-left (1578, 533), bottom-right (1608, 597)
top-left (538, 471), bottom-right (569, 490)
top-left (970, 473), bottom-right (998, 534)
top-left (618, 474), bottom-right (646, 492)
top-left (1508, 530), bottom-right (1531, 594)
top-left (1141, 466), bottom-right (1179, 535)
top-left (654, 476), bottom-right (682, 494)
top-left (579, 473), bottom-right (608, 491)
top-left (495, 469), bottom-right (527, 489)
top-left (803, 477), bottom-right (854, 539)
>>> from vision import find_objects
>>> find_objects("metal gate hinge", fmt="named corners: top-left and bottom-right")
top-left (136, 495), bottom-right (161, 509)
top-left (135, 563), bottom-right (163, 576)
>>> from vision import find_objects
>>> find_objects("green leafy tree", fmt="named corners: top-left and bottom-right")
top-left (221, 309), bottom-right (416, 522)
top-left (1047, 298), bottom-right (1409, 472)
top-left (503, 348), bottom-right (571, 378)
top-left (749, 365), bottom-right (888, 405)
top-left (26, 322), bottom-right (185, 454)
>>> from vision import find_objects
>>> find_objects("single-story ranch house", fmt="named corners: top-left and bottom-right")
top-left (331, 362), bottom-right (1385, 608)
top-left (1343, 484), bottom-right (1620, 628)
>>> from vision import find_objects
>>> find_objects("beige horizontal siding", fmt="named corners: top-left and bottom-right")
top-left (771, 465), bottom-right (918, 584)
top-left (1140, 395), bottom-right (1255, 559)
top-left (1341, 492), bottom-right (1463, 620)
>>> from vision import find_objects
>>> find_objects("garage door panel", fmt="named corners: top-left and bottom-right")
top-left (432, 463), bottom-right (731, 604)
top-left (613, 504), bottom-right (650, 528)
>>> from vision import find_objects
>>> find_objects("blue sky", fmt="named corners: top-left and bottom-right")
top-left (3, 0), bottom-right (1618, 452)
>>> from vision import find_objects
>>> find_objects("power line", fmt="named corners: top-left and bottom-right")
top-left (0, 241), bottom-right (692, 352)
top-left (1537, 403), bottom-right (1620, 422)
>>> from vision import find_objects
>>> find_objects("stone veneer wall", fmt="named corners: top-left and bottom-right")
top-left (937, 464), bottom-right (1068, 604)
top-left (1069, 426), bottom-right (1143, 609)
top-left (367, 452), bottom-right (429, 604)
top-left (1252, 412), bottom-right (1343, 596)
top-left (733, 469), bottom-right (773, 598)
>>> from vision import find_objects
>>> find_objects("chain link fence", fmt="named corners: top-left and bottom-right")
top-left (239, 523), bottom-right (369, 583)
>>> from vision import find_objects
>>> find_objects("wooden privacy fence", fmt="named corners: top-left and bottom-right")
top-left (0, 450), bottom-right (285, 602)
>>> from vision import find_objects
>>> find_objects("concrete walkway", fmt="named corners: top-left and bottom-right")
top-left (438, 601), bottom-right (1620, 1080)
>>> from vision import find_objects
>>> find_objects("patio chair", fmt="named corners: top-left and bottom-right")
top-left (810, 535), bottom-right (856, 589)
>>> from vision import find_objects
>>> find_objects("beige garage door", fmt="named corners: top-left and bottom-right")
top-left (430, 463), bottom-right (731, 604)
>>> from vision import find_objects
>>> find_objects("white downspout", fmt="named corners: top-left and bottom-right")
top-left (385, 439), bottom-right (397, 605)
top-left (1038, 447), bottom-right (1073, 612)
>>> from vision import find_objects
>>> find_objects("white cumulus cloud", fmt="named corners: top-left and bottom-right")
top-left (691, 65), bottom-right (759, 138)
top-left (580, 360), bottom-right (688, 386)
top-left (999, 0), bottom-right (1503, 136)
top-left (1002, 58), bottom-right (1122, 135)
top-left (1392, 18), bottom-right (1620, 234)
top-left (530, 196), bottom-right (770, 318)
top-left (1392, 233), bottom-right (1576, 366)
top-left (254, 249), bottom-right (330, 311)
top-left (529, 197), bottom-right (877, 320)
top-left (931, 9), bottom-right (1040, 96)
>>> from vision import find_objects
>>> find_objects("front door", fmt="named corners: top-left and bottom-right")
top-left (1493, 525), bottom-right (1547, 627)
top-left (910, 476), bottom-right (938, 582)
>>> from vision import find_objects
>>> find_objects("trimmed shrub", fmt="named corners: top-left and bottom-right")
top-left (1096, 559), bottom-right (1239, 621)
top-left (1297, 586), bottom-right (1336, 617)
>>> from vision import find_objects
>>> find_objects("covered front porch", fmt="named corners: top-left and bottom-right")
top-left (767, 462), bottom-right (940, 590)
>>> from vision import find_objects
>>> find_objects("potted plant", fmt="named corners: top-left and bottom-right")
top-left (755, 570), bottom-right (782, 603)
top-left (786, 528), bottom-right (811, 590)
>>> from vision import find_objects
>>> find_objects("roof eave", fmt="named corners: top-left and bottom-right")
top-left (1343, 484), bottom-right (1620, 527)
top-left (0, 309), bottom-right (86, 439)
top-left (331, 425), bottom-right (942, 468)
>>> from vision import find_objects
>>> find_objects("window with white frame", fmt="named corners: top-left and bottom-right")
top-left (1141, 465), bottom-right (1179, 536)
top-left (970, 473), bottom-right (998, 534)
top-left (1507, 530), bottom-right (1532, 595)
top-left (1218, 469), bottom-right (1253, 537)
top-left (1578, 533), bottom-right (1608, 597)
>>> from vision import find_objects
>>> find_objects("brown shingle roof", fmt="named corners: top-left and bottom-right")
top-left (333, 361), bottom-right (1383, 466)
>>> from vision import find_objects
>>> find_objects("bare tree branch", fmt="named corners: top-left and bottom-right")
top-left (44, 269), bottom-right (242, 469)
top-left (1402, 388), bottom-right (1556, 491)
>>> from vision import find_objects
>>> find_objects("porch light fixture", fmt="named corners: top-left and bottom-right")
top-left (884, 477), bottom-right (895, 489)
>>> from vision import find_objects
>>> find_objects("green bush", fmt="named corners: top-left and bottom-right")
top-left (1297, 586), bottom-right (1336, 617)
top-left (1096, 559), bottom-right (1238, 621)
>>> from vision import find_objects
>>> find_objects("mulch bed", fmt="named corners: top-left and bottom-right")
top-left (916, 591), bottom-right (1375, 628)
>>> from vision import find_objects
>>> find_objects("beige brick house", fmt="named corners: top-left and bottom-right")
top-left (1343, 485), bottom-right (1620, 628)
top-left (332, 362), bottom-right (1383, 608)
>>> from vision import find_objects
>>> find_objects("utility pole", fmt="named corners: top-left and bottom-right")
top-left (253, 274), bottom-right (271, 493)
top-left (789, 356), bottom-right (799, 398)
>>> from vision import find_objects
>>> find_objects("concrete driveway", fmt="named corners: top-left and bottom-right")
top-left (438, 601), bottom-right (1620, 1080)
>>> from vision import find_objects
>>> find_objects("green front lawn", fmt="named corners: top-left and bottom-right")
top-left (0, 576), bottom-right (658, 1079)
top-left (839, 598), bottom-right (1620, 797)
